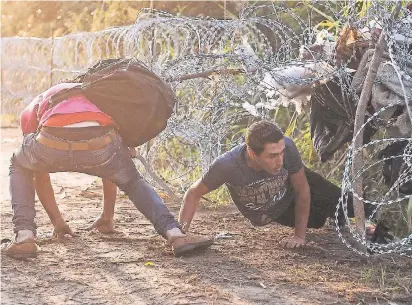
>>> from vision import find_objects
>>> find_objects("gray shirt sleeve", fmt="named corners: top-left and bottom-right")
top-left (283, 137), bottom-right (304, 174)
top-left (201, 157), bottom-right (229, 191)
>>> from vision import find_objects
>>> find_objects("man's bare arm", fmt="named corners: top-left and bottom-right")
top-left (290, 167), bottom-right (310, 240)
top-left (178, 179), bottom-right (210, 232)
top-left (280, 167), bottom-right (310, 248)
top-left (34, 172), bottom-right (75, 237)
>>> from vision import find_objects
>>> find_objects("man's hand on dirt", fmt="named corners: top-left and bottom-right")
top-left (52, 222), bottom-right (77, 240)
top-left (87, 215), bottom-right (118, 234)
top-left (280, 235), bottom-right (305, 249)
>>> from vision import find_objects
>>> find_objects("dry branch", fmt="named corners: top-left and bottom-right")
top-left (168, 68), bottom-right (250, 82)
top-left (351, 2), bottom-right (403, 235)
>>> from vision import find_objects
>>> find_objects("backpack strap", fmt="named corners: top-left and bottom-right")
top-left (48, 86), bottom-right (84, 109)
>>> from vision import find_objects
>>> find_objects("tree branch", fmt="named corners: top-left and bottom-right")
top-left (351, 2), bottom-right (402, 235)
top-left (168, 67), bottom-right (251, 82)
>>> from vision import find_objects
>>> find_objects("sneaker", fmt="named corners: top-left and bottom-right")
top-left (1, 238), bottom-right (38, 260)
top-left (171, 234), bottom-right (214, 257)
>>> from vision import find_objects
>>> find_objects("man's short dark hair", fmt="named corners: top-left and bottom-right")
top-left (245, 121), bottom-right (284, 155)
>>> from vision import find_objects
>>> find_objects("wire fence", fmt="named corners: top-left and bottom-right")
top-left (1, 1), bottom-right (411, 257)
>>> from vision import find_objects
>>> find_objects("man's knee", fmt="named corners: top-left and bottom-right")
top-left (118, 175), bottom-right (144, 193)
top-left (250, 214), bottom-right (273, 227)
top-left (307, 214), bottom-right (327, 229)
top-left (9, 154), bottom-right (33, 181)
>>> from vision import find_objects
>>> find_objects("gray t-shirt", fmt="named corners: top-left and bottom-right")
top-left (201, 137), bottom-right (303, 225)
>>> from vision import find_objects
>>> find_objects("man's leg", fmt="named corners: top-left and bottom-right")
top-left (97, 164), bottom-right (214, 255)
top-left (8, 133), bottom-right (53, 237)
top-left (272, 167), bottom-right (344, 229)
top-left (3, 158), bottom-right (38, 259)
top-left (75, 133), bottom-right (213, 255)
top-left (118, 178), bottom-right (181, 237)
top-left (4, 134), bottom-right (60, 259)
top-left (9, 156), bottom-right (36, 236)
top-left (79, 138), bottom-right (180, 238)
top-left (272, 203), bottom-right (328, 229)
top-left (304, 167), bottom-right (361, 227)
top-left (305, 167), bottom-right (346, 224)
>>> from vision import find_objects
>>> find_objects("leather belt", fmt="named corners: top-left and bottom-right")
top-left (36, 130), bottom-right (115, 151)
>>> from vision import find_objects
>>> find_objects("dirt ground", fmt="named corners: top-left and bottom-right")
top-left (1, 127), bottom-right (411, 305)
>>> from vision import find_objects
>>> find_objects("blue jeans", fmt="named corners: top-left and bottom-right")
top-left (9, 127), bottom-right (179, 238)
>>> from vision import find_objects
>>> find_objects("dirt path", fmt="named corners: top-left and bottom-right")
top-left (1, 127), bottom-right (411, 305)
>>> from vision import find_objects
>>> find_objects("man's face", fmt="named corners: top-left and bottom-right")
top-left (251, 139), bottom-right (285, 175)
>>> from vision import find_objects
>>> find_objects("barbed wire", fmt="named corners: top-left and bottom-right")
top-left (1, 1), bottom-right (411, 257)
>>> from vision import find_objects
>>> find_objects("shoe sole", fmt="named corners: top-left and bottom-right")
top-left (173, 239), bottom-right (214, 257)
